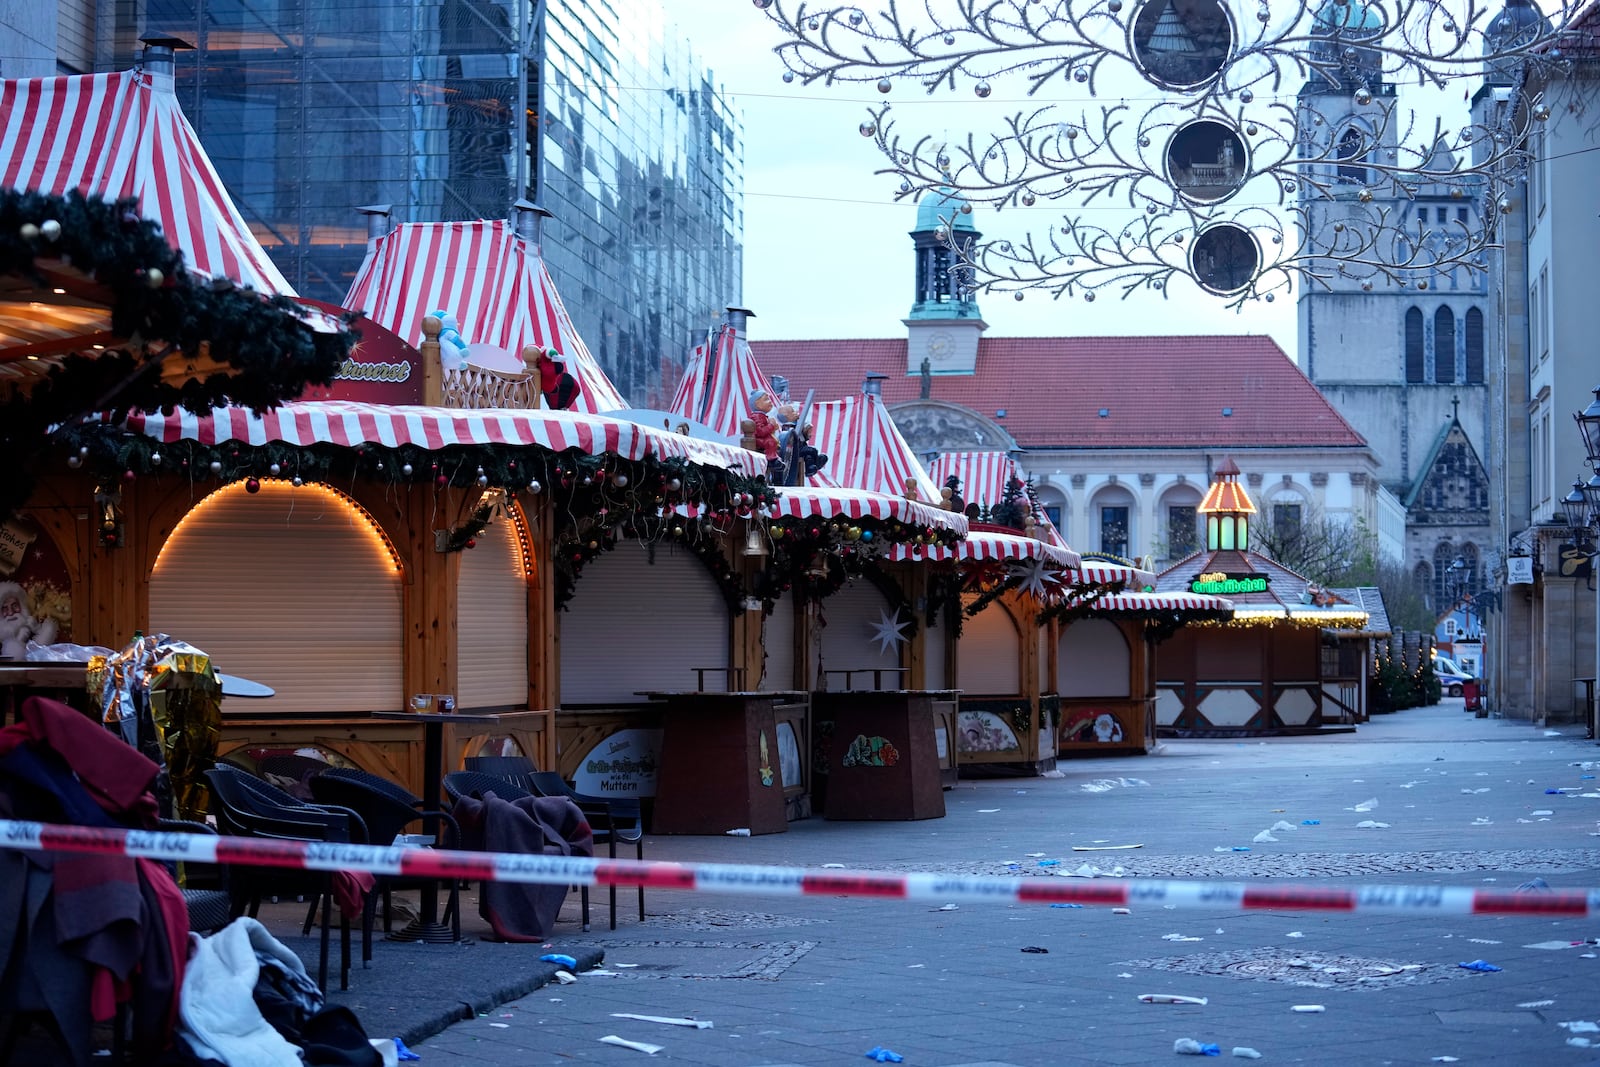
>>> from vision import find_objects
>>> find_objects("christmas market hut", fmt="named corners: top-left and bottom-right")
top-left (1152, 458), bottom-right (1370, 736)
top-left (1, 51), bottom-right (771, 812)
top-left (922, 450), bottom-right (1088, 774)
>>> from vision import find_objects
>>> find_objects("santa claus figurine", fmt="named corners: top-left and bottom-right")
top-left (0, 581), bottom-right (57, 660)
top-left (745, 389), bottom-right (781, 462)
top-left (532, 347), bottom-right (581, 410)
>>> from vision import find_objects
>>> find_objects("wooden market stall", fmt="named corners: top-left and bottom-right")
top-left (1152, 459), bottom-right (1370, 736)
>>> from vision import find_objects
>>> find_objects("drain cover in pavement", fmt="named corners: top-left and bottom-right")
top-left (596, 938), bottom-right (817, 979)
top-left (646, 907), bottom-right (827, 931)
top-left (1124, 948), bottom-right (1470, 990)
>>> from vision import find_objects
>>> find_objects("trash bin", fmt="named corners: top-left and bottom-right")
top-left (1463, 679), bottom-right (1482, 716)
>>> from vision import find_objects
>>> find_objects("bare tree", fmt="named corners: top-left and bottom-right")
top-left (1252, 506), bottom-right (1432, 632)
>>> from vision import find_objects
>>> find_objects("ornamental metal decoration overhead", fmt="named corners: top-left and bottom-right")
top-left (754, 0), bottom-right (1582, 303)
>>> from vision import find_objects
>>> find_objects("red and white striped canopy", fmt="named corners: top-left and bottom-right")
top-left (670, 325), bottom-right (773, 439)
top-left (1076, 592), bottom-right (1234, 615)
top-left (808, 392), bottom-right (942, 501)
top-left (1072, 559), bottom-right (1158, 588)
top-left (887, 530), bottom-right (1079, 567)
top-left (122, 400), bottom-right (766, 476)
top-left (928, 451), bottom-right (1017, 508)
top-left (2, 68), bottom-right (292, 295)
top-left (768, 486), bottom-right (966, 533)
top-left (343, 220), bottom-right (628, 415)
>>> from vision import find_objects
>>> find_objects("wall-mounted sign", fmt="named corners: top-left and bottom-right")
top-left (1505, 555), bottom-right (1534, 585)
top-left (1557, 542), bottom-right (1595, 581)
top-left (1189, 571), bottom-right (1268, 595)
top-left (571, 727), bottom-right (662, 797)
top-left (295, 299), bottom-right (422, 405)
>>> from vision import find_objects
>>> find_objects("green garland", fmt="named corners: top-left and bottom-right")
top-left (1, 189), bottom-right (353, 521)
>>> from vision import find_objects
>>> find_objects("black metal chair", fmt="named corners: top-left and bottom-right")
top-left (309, 771), bottom-right (461, 943)
top-left (529, 771), bottom-right (645, 930)
top-left (464, 754), bottom-right (538, 793)
top-left (156, 819), bottom-right (232, 935)
top-left (442, 769), bottom-right (534, 805)
top-left (255, 753), bottom-right (334, 800)
top-left (203, 766), bottom-right (369, 992)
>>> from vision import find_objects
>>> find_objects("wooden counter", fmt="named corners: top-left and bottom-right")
top-left (0, 662), bottom-right (91, 723)
top-left (812, 690), bottom-right (952, 822)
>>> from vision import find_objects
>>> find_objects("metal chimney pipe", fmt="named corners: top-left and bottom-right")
top-left (725, 306), bottom-right (756, 337)
top-left (139, 36), bottom-right (192, 91)
top-left (356, 204), bottom-right (393, 247)
top-left (862, 372), bottom-right (887, 397)
top-left (512, 199), bottom-right (553, 250)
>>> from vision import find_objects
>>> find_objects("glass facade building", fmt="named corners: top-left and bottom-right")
top-left (127, 0), bottom-right (742, 404)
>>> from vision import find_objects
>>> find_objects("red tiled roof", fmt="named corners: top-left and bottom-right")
top-left (749, 336), bottom-right (1368, 450)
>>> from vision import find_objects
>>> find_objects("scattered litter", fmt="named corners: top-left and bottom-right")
top-left (1291, 1005), bottom-right (1325, 1013)
top-left (1570, 1037), bottom-right (1594, 1049)
top-left (1532, 810), bottom-right (1554, 816)
top-left (1072, 843), bottom-right (1144, 851)
top-left (1301, 819), bottom-right (1320, 825)
top-left (1518, 878), bottom-right (1551, 892)
top-left (724, 828), bottom-right (750, 836)
top-left (934, 904), bottom-right (959, 911)
top-left (613, 963), bottom-right (640, 968)
top-left (1216, 928), bottom-right (1225, 934)
top-left (1065, 863), bottom-right (1127, 878)
top-left (1524, 941), bottom-right (1577, 950)
top-left (1431, 1058), bottom-right (1460, 1063)
top-left (1026, 852), bottom-right (1048, 858)
top-left (1458, 960), bottom-right (1503, 972)
top-left (908, 964), bottom-right (924, 968)
top-left (1545, 788), bottom-right (1564, 794)
top-left (1214, 846), bottom-right (1251, 852)
top-left (585, 969), bottom-right (618, 976)
top-left (1467, 939), bottom-right (1502, 945)
top-left (393, 1038), bottom-right (421, 1061)
top-left (1356, 820), bottom-right (1390, 829)
top-left (1271, 821), bottom-right (1296, 832)
top-left (1021, 946), bottom-right (1050, 954)
top-left (822, 863), bottom-right (846, 869)
top-left (1051, 903), bottom-right (1085, 909)
top-left (1040, 769), bottom-right (1065, 779)
top-left (1163, 934), bottom-right (1204, 942)
top-left (864, 1047), bottom-right (904, 1063)
top-left (1119, 972), bottom-right (1134, 978)
top-left (1173, 1038), bottom-right (1221, 1056)
top-left (1112, 907), bottom-right (1132, 915)
top-left (1286, 931), bottom-right (1305, 938)
top-left (1518, 1000), bottom-right (1555, 1008)
top-left (599, 1036), bottom-right (664, 1055)
top-left (1583, 953), bottom-right (1597, 959)
top-left (489, 1022), bottom-right (510, 1028)
top-left (977, 808), bottom-right (1001, 813)
top-left (1038, 859), bottom-right (1062, 866)
top-left (1140, 994), bottom-right (1209, 1005)
top-left (1232, 1049), bottom-right (1262, 1060)
top-left (1472, 818), bottom-right (1492, 825)
top-left (610, 1014), bottom-right (713, 1030)
top-left (1462, 788), bottom-right (1491, 794)
top-left (540, 954), bottom-right (578, 968)
top-left (1545, 730), bottom-right (1563, 737)
top-left (1081, 777), bottom-right (1151, 793)
top-left (1561, 1021), bottom-right (1600, 1033)
top-left (1350, 798), bottom-right (1379, 812)
top-left (1252, 830), bottom-right (1278, 843)
top-left (553, 970), bottom-right (577, 984)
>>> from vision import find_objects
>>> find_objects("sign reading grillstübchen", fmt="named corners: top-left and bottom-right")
top-left (1189, 572), bottom-right (1268, 595)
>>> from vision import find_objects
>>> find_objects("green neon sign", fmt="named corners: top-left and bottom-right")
top-left (1190, 572), bottom-right (1268, 595)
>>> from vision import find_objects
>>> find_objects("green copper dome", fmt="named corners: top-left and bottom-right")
top-left (1312, 0), bottom-right (1385, 34)
top-left (914, 188), bottom-right (976, 233)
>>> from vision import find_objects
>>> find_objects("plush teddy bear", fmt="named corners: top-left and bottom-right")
top-left (429, 309), bottom-right (470, 371)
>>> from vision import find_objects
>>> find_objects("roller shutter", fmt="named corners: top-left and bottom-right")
top-left (149, 481), bottom-right (403, 713)
top-left (560, 541), bottom-right (730, 703)
top-left (923, 610), bottom-right (947, 689)
top-left (1058, 618), bottom-right (1132, 697)
top-left (760, 592), bottom-right (797, 691)
top-left (455, 513), bottom-right (529, 709)
top-left (817, 580), bottom-right (900, 684)
top-left (960, 598), bottom-right (1021, 695)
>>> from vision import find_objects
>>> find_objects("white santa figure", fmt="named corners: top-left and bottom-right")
top-left (0, 581), bottom-right (58, 659)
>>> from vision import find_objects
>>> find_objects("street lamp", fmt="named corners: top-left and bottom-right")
top-left (1563, 481), bottom-right (1592, 533)
top-left (1573, 386), bottom-right (1600, 742)
top-left (1575, 384), bottom-right (1600, 466)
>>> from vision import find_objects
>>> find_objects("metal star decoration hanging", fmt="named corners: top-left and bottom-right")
top-left (1008, 557), bottom-right (1062, 600)
top-left (868, 608), bottom-right (913, 656)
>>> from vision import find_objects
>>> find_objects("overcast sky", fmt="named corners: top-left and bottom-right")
top-left (659, 2), bottom-right (1300, 354)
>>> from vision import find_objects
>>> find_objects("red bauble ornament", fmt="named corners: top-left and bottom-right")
top-left (245, 477), bottom-right (261, 494)
top-left (123, 469), bottom-right (136, 481)
top-left (435, 475), bottom-right (448, 488)
top-left (465, 539), bottom-right (476, 549)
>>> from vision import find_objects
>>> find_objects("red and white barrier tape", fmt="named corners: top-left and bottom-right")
top-left (3, 820), bottom-right (1596, 918)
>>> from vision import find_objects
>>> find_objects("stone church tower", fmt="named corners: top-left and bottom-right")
top-left (1296, 0), bottom-right (1496, 607)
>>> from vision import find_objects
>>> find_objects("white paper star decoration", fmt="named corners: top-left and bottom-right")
top-left (867, 608), bottom-right (912, 657)
top-left (1007, 557), bottom-right (1060, 600)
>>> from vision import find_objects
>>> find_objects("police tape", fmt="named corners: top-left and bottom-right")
top-left (3, 819), bottom-right (1596, 917)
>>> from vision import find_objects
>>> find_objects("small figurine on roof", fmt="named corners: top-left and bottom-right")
top-left (744, 389), bottom-right (784, 479)
top-left (942, 475), bottom-right (964, 513)
top-left (429, 310), bottom-right (470, 371)
top-left (527, 346), bottom-right (580, 410)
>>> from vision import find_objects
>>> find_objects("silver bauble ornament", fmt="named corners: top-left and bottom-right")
top-left (40, 219), bottom-right (61, 240)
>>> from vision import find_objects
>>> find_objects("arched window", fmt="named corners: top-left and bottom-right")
top-left (1465, 306), bottom-right (1484, 384)
top-left (1432, 541), bottom-right (1458, 610)
top-left (1413, 561), bottom-right (1433, 608)
top-left (1336, 127), bottom-right (1367, 184)
top-left (1433, 307), bottom-right (1456, 383)
top-left (1404, 307), bottom-right (1425, 383)
top-left (1458, 543), bottom-right (1480, 591)
top-left (1090, 485), bottom-right (1136, 559)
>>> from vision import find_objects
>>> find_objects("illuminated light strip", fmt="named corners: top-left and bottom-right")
top-left (7, 821), bottom-right (1597, 918)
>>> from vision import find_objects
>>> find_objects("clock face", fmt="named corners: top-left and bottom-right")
top-left (927, 331), bottom-right (953, 358)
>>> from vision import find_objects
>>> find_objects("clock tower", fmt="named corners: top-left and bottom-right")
top-left (905, 189), bottom-right (987, 376)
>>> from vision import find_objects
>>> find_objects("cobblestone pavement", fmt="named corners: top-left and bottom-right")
top-left (407, 703), bottom-right (1600, 1065)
